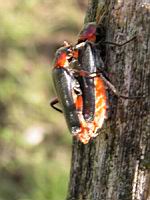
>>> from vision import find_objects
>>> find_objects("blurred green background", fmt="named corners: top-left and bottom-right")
top-left (0, 1), bottom-right (87, 199)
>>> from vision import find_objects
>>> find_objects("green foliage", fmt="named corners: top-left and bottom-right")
top-left (0, 0), bottom-right (85, 199)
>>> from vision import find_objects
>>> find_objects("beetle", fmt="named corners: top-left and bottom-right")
top-left (66, 22), bottom-right (137, 134)
top-left (68, 22), bottom-right (107, 133)
top-left (52, 46), bottom-right (81, 135)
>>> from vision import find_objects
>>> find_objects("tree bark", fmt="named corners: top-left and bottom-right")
top-left (67, 0), bottom-right (150, 200)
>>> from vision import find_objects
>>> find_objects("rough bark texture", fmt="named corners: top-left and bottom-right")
top-left (67, 0), bottom-right (150, 200)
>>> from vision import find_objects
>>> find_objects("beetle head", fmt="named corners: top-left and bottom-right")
top-left (54, 46), bottom-right (71, 68)
top-left (78, 22), bottom-right (97, 43)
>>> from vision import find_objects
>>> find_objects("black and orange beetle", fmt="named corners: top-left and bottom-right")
top-left (70, 22), bottom-right (107, 133)
top-left (52, 45), bottom-right (82, 135)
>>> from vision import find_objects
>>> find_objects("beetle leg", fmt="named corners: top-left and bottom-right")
top-left (50, 97), bottom-right (63, 113)
top-left (72, 69), bottom-right (142, 99)
top-left (100, 36), bottom-right (137, 47)
top-left (73, 82), bottom-right (82, 96)
top-left (98, 73), bottom-right (143, 99)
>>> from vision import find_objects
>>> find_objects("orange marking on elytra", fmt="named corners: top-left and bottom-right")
top-left (74, 93), bottom-right (92, 144)
top-left (75, 95), bottom-right (83, 111)
top-left (93, 77), bottom-right (107, 129)
top-left (75, 76), bottom-right (107, 144)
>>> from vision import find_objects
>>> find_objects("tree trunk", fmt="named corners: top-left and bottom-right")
top-left (67, 0), bottom-right (150, 200)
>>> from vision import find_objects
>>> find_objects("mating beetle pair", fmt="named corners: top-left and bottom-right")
top-left (51, 22), bottom-right (136, 144)
top-left (51, 22), bottom-right (108, 144)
